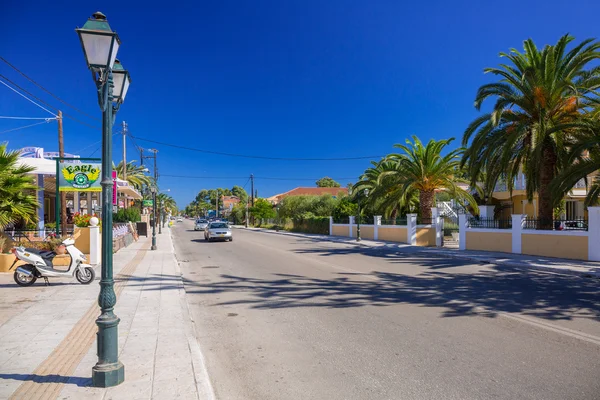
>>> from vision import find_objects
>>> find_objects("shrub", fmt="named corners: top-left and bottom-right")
top-left (113, 208), bottom-right (141, 223)
top-left (290, 216), bottom-right (329, 234)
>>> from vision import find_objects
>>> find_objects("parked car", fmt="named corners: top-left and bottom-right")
top-left (195, 219), bottom-right (209, 231)
top-left (204, 222), bottom-right (232, 242)
top-left (176, 216), bottom-right (183, 222)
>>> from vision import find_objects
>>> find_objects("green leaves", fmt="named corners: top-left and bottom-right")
top-left (463, 35), bottom-right (600, 220)
top-left (0, 143), bottom-right (39, 229)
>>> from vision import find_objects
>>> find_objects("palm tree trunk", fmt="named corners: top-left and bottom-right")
top-left (419, 190), bottom-right (435, 220)
top-left (390, 208), bottom-right (398, 225)
top-left (538, 144), bottom-right (557, 229)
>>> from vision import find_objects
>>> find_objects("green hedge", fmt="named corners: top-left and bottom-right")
top-left (290, 216), bottom-right (329, 235)
top-left (113, 208), bottom-right (141, 223)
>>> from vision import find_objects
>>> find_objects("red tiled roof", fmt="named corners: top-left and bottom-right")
top-left (268, 187), bottom-right (348, 203)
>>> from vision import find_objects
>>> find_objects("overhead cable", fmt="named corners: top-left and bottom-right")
top-left (0, 74), bottom-right (101, 131)
top-left (0, 119), bottom-right (55, 134)
top-left (0, 116), bottom-right (54, 120)
top-left (0, 79), bottom-right (57, 117)
top-left (130, 135), bottom-right (384, 161)
top-left (0, 56), bottom-right (100, 121)
top-left (161, 174), bottom-right (356, 181)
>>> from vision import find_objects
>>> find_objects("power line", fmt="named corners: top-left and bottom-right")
top-left (129, 135), bottom-right (384, 161)
top-left (0, 119), bottom-right (55, 134)
top-left (0, 116), bottom-right (54, 120)
top-left (0, 73), bottom-right (101, 131)
top-left (161, 174), bottom-right (357, 181)
top-left (0, 56), bottom-right (100, 121)
top-left (0, 79), bottom-right (57, 116)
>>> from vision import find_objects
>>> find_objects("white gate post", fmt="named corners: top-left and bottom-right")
top-left (329, 216), bottom-right (333, 236)
top-left (349, 216), bottom-right (355, 238)
top-left (587, 207), bottom-right (600, 261)
top-left (407, 213), bottom-right (417, 245)
top-left (374, 215), bottom-right (382, 240)
top-left (89, 216), bottom-right (101, 266)
top-left (458, 214), bottom-right (467, 250)
top-left (511, 214), bottom-right (525, 254)
top-left (432, 207), bottom-right (442, 247)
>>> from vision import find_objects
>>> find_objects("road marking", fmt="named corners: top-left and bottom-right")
top-left (9, 248), bottom-right (148, 400)
top-left (497, 311), bottom-right (600, 347)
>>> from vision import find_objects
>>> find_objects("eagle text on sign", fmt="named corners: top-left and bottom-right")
top-left (58, 163), bottom-right (102, 192)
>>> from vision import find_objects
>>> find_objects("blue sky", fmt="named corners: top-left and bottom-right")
top-left (2, 0), bottom-right (600, 207)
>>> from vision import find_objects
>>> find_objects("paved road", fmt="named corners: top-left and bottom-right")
top-left (172, 221), bottom-right (600, 400)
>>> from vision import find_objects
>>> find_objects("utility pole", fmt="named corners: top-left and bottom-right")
top-left (250, 174), bottom-right (255, 207)
top-left (215, 189), bottom-right (219, 218)
top-left (250, 174), bottom-right (255, 226)
top-left (122, 121), bottom-right (127, 208)
top-left (58, 110), bottom-right (67, 237)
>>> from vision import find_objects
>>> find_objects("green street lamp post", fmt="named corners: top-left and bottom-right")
top-left (76, 11), bottom-right (131, 388)
top-left (356, 189), bottom-right (368, 242)
top-left (151, 186), bottom-right (157, 250)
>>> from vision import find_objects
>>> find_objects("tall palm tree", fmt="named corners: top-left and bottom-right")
top-left (354, 160), bottom-right (418, 220)
top-left (113, 161), bottom-right (155, 191)
top-left (551, 119), bottom-right (600, 206)
top-left (379, 136), bottom-right (476, 219)
top-left (0, 143), bottom-right (39, 230)
top-left (462, 35), bottom-right (600, 224)
top-left (157, 193), bottom-right (177, 223)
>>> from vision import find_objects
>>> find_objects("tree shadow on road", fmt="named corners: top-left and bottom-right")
top-left (180, 255), bottom-right (600, 322)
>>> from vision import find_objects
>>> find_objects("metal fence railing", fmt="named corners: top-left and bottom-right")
top-left (468, 217), bottom-right (512, 230)
top-left (523, 218), bottom-right (588, 231)
top-left (381, 218), bottom-right (407, 226)
top-left (333, 216), bottom-right (350, 224)
top-left (356, 215), bottom-right (374, 225)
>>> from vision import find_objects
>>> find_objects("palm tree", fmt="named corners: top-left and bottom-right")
top-left (0, 143), bottom-right (39, 230)
top-left (157, 193), bottom-right (177, 224)
top-left (462, 35), bottom-right (600, 224)
top-left (113, 161), bottom-right (155, 191)
top-left (551, 119), bottom-right (600, 206)
top-left (379, 136), bottom-right (476, 219)
top-left (354, 160), bottom-right (418, 220)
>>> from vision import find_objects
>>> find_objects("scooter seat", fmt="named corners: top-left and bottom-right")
top-left (24, 248), bottom-right (56, 267)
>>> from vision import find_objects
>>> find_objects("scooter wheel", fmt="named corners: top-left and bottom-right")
top-left (14, 268), bottom-right (37, 287)
top-left (76, 267), bottom-right (96, 284)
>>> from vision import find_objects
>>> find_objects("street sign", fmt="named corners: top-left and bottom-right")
top-left (58, 161), bottom-right (102, 192)
top-left (143, 200), bottom-right (153, 207)
top-left (112, 171), bottom-right (117, 205)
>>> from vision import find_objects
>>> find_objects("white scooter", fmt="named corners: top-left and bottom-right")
top-left (10, 238), bottom-right (95, 287)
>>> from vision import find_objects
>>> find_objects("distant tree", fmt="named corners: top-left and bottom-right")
top-left (316, 176), bottom-right (341, 187)
top-left (332, 197), bottom-right (357, 222)
top-left (231, 185), bottom-right (248, 203)
top-left (249, 198), bottom-right (276, 222)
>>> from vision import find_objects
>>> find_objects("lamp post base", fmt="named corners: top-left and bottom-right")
top-left (151, 244), bottom-right (157, 250)
top-left (92, 361), bottom-right (124, 387)
top-left (356, 237), bottom-right (361, 242)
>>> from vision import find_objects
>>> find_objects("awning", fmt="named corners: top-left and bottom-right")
top-left (115, 179), bottom-right (142, 200)
top-left (16, 157), bottom-right (57, 175)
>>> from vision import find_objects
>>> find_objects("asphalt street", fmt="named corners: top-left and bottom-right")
top-left (172, 220), bottom-right (600, 400)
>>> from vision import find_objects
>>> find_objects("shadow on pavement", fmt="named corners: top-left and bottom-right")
top-left (0, 373), bottom-right (91, 387)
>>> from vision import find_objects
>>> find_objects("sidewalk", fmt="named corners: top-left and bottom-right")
top-left (241, 227), bottom-right (600, 278)
top-left (0, 229), bottom-right (213, 400)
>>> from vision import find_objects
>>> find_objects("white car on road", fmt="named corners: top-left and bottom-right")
top-left (195, 219), bottom-right (209, 231)
top-left (204, 222), bottom-right (233, 242)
